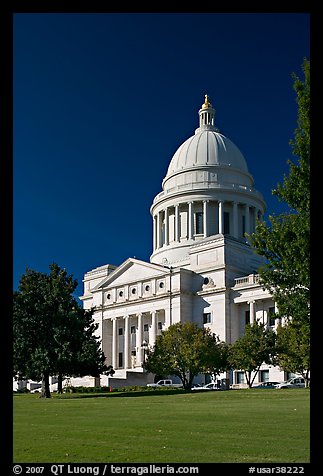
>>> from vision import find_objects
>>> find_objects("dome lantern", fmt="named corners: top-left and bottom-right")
top-left (196, 93), bottom-right (217, 133)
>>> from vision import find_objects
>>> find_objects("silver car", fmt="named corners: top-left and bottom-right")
top-left (275, 377), bottom-right (306, 389)
top-left (191, 382), bottom-right (221, 391)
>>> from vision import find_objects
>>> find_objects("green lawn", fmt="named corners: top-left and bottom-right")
top-left (13, 389), bottom-right (310, 463)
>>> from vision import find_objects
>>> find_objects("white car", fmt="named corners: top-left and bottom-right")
top-left (191, 382), bottom-right (221, 391)
top-left (275, 377), bottom-right (306, 389)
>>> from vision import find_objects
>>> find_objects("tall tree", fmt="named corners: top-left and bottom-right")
top-left (249, 58), bottom-right (310, 325)
top-left (144, 322), bottom-right (227, 389)
top-left (13, 263), bottom-right (107, 397)
top-left (275, 321), bottom-right (310, 386)
top-left (228, 322), bottom-right (276, 388)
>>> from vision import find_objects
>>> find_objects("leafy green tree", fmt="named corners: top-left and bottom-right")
top-left (144, 322), bottom-right (227, 389)
top-left (249, 58), bottom-right (310, 326)
top-left (228, 322), bottom-right (276, 388)
top-left (13, 263), bottom-right (107, 397)
top-left (201, 337), bottom-right (230, 382)
top-left (275, 321), bottom-right (310, 386)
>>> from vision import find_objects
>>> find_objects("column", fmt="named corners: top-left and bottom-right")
top-left (188, 202), bottom-right (194, 239)
top-left (203, 200), bottom-right (209, 238)
top-left (112, 317), bottom-right (118, 369)
top-left (157, 212), bottom-right (161, 249)
top-left (136, 313), bottom-right (143, 365)
top-left (232, 201), bottom-right (238, 238)
top-left (164, 207), bottom-right (169, 246)
top-left (263, 309), bottom-right (268, 327)
top-left (274, 302), bottom-right (281, 330)
top-left (123, 315), bottom-right (129, 369)
top-left (218, 200), bottom-right (223, 234)
top-left (250, 206), bottom-right (255, 233)
top-left (150, 310), bottom-right (157, 346)
top-left (248, 301), bottom-right (255, 325)
top-left (153, 216), bottom-right (157, 251)
top-left (175, 204), bottom-right (180, 242)
top-left (244, 204), bottom-right (250, 237)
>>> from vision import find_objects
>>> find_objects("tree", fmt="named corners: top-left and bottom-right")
top-left (201, 337), bottom-right (230, 382)
top-left (275, 321), bottom-right (310, 386)
top-left (228, 322), bottom-right (276, 388)
top-left (143, 322), bottom-right (227, 389)
top-left (13, 263), bottom-right (108, 397)
top-left (249, 58), bottom-right (310, 326)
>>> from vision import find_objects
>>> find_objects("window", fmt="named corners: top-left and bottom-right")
top-left (144, 324), bottom-right (149, 332)
top-left (224, 211), bottom-right (230, 234)
top-left (195, 212), bottom-right (204, 234)
top-left (131, 288), bottom-right (137, 295)
top-left (260, 370), bottom-right (269, 383)
top-left (157, 322), bottom-right (163, 330)
top-left (242, 215), bottom-right (246, 236)
top-left (145, 284), bottom-right (150, 292)
top-left (118, 353), bottom-right (123, 368)
top-left (159, 282), bottom-right (164, 289)
top-left (268, 307), bottom-right (276, 326)
top-left (236, 372), bottom-right (245, 384)
top-left (118, 328), bottom-right (123, 336)
top-left (130, 326), bottom-right (136, 334)
top-left (245, 310), bottom-right (250, 325)
top-left (119, 290), bottom-right (123, 297)
top-left (203, 312), bottom-right (212, 324)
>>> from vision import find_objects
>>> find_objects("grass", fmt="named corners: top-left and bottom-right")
top-left (13, 388), bottom-right (310, 463)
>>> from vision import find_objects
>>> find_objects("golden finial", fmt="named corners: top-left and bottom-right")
top-left (201, 94), bottom-right (212, 109)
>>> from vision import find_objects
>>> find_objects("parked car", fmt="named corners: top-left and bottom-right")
top-left (275, 377), bottom-right (306, 389)
top-left (146, 379), bottom-right (182, 388)
top-left (252, 381), bottom-right (281, 389)
top-left (191, 382), bottom-right (221, 391)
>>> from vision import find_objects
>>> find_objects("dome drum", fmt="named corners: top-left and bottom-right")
top-left (150, 197), bottom-right (263, 266)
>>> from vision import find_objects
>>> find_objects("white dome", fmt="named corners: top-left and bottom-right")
top-left (166, 129), bottom-right (249, 176)
top-left (162, 95), bottom-right (253, 193)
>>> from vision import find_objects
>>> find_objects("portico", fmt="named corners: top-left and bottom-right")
top-left (107, 310), bottom-right (163, 370)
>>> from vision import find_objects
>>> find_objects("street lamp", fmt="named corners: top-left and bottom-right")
top-left (141, 340), bottom-right (148, 366)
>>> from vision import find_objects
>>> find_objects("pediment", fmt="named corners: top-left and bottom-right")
top-left (92, 258), bottom-right (167, 290)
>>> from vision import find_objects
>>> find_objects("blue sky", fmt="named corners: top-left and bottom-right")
top-left (13, 12), bottom-right (310, 300)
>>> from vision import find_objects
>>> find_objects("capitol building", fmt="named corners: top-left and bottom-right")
top-left (78, 95), bottom-right (287, 389)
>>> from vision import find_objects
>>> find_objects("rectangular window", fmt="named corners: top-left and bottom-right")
top-left (157, 321), bottom-right (163, 330)
top-left (245, 310), bottom-right (250, 325)
top-left (203, 312), bottom-right (212, 324)
top-left (144, 323), bottom-right (149, 332)
top-left (224, 211), bottom-right (230, 235)
top-left (118, 352), bottom-right (123, 368)
top-left (118, 328), bottom-right (123, 336)
top-left (195, 212), bottom-right (204, 235)
top-left (268, 307), bottom-right (276, 326)
top-left (260, 370), bottom-right (269, 383)
top-left (236, 371), bottom-right (245, 384)
top-left (130, 326), bottom-right (136, 334)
